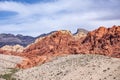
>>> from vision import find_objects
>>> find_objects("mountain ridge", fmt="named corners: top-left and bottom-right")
top-left (0, 28), bottom-right (88, 47)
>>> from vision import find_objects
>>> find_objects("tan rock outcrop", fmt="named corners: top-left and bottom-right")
top-left (0, 44), bottom-right (24, 53)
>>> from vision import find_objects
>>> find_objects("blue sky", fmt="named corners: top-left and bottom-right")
top-left (0, 0), bottom-right (120, 36)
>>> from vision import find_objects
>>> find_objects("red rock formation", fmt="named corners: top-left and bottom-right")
top-left (16, 55), bottom-right (47, 69)
top-left (15, 30), bottom-right (85, 68)
top-left (82, 25), bottom-right (120, 57)
top-left (0, 26), bottom-right (119, 68)
top-left (24, 31), bottom-right (78, 54)
top-left (20, 26), bottom-right (120, 68)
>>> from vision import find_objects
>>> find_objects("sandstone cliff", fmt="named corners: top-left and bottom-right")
top-left (82, 25), bottom-right (120, 57)
top-left (17, 30), bottom-right (84, 68)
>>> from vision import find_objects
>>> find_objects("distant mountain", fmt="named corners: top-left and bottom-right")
top-left (0, 31), bottom-right (59, 47)
top-left (74, 28), bottom-right (88, 35)
top-left (73, 28), bottom-right (88, 38)
top-left (36, 31), bottom-right (57, 38)
top-left (0, 33), bottom-right (35, 47)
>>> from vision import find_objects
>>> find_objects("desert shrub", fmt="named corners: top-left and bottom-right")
top-left (0, 68), bottom-right (18, 80)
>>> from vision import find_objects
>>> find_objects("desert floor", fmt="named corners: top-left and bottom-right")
top-left (10, 54), bottom-right (120, 80)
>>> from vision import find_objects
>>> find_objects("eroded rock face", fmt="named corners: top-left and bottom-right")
top-left (82, 25), bottom-right (120, 57)
top-left (24, 30), bottom-right (78, 55)
top-left (16, 30), bottom-right (85, 68)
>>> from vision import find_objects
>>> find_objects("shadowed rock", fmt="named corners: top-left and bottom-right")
top-left (82, 25), bottom-right (120, 57)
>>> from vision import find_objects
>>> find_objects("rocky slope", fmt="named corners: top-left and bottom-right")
top-left (24, 30), bottom-right (79, 55)
top-left (0, 54), bottom-right (24, 75)
top-left (12, 54), bottom-right (120, 80)
top-left (24, 26), bottom-right (120, 57)
top-left (18, 26), bottom-right (120, 68)
top-left (0, 54), bottom-right (25, 80)
top-left (81, 25), bottom-right (120, 57)
top-left (16, 30), bottom-right (84, 68)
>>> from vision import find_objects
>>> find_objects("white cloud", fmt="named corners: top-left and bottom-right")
top-left (0, 0), bottom-right (120, 36)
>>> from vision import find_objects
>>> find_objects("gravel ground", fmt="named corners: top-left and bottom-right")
top-left (12, 54), bottom-right (120, 80)
top-left (0, 54), bottom-right (24, 75)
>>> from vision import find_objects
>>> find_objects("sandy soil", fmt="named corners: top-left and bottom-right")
top-left (0, 54), bottom-right (24, 75)
top-left (12, 54), bottom-right (120, 80)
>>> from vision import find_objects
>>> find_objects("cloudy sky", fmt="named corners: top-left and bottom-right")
top-left (0, 0), bottom-right (120, 36)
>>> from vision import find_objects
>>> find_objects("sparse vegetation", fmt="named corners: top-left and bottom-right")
top-left (0, 68), bottom-right (18, 80)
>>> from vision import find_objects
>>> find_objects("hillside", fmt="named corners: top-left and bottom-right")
top-left (12, 54), bottom-right (120, 80)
